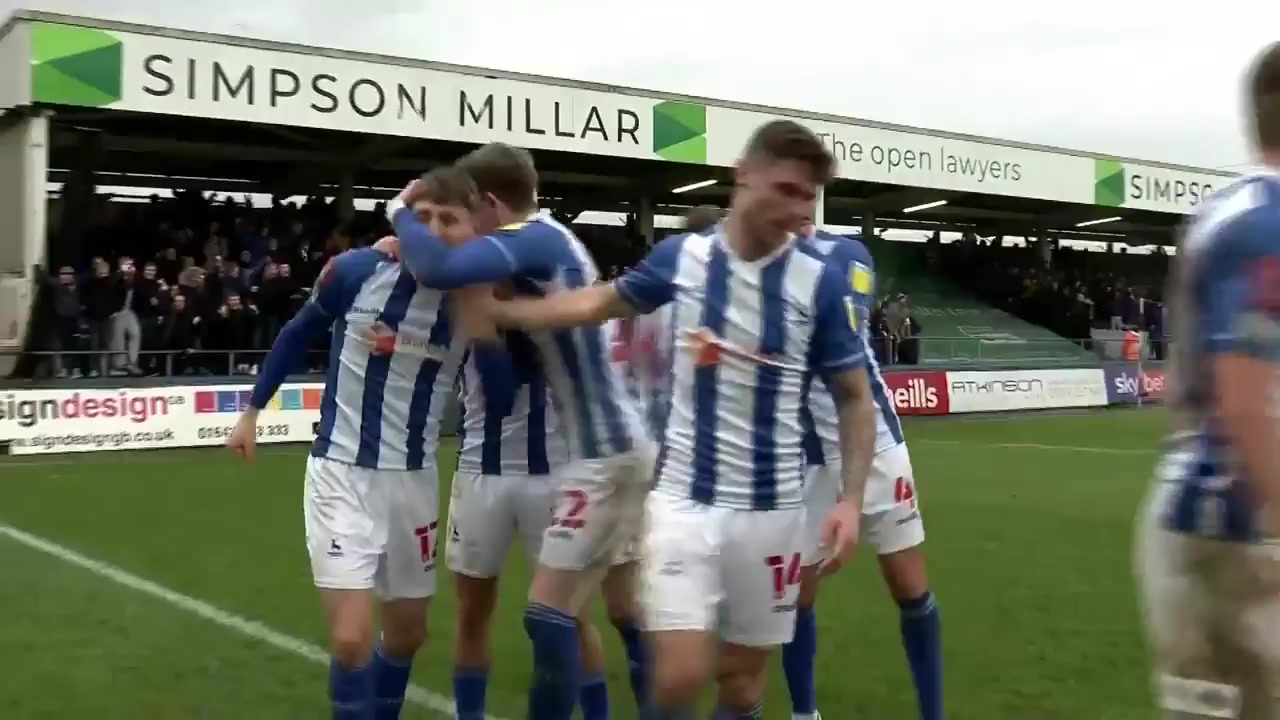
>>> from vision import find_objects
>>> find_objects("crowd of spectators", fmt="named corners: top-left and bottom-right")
top-left (22, 193), bottom-right (1174, 380)
top-left (935, 233), bottom-right (1169, 357)
top-left (28, 191), bottom-right (386, 378)
top-left (24, 192), bottom-right (653, 379)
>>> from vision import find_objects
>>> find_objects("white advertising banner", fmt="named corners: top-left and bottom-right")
top-left (946, 369), bottom-right (1108, 414)
top-left (22, 20), bottom-right (1234, 214)
top-left (0, 383), bottom-right (322, 455)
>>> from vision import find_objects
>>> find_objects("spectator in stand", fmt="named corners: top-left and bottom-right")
top-left (885, 293), bottom-right (909, 363)
top-left (157, 246), bottom-right (181, 284)
top-left (252, 261), bottom-right (294, 349)
top-left (83, 257), bottom-right (116, 377)
top-left (134, 261), bottom-right (168, 374)
top-left (898, 305), bottom-right (923, 365)
top-left (108, 257), bottom-right (147, 376)
top-left (277, 263), bottom-right (309, 318)
top-left (685, 205), bottom-right (722, 234)
top-left (161, 293), bottom-right (199, 375)
top-left (43, 265), bottom-right (85, 378)
top-left (869, 298), bottom-right (891, 366)
top-left (221, 257), bottom-right (249, 297)
top-left (203, 292), bottom-right (257, 374)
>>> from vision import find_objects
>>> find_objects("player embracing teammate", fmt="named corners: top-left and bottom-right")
top-left (229, 118), bottom-right (946, 719)
top-left (476, 119), bottom-right (878, 718)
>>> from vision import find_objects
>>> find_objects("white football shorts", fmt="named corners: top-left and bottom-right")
top-left (1136, 482), bottom-right (1280, 719)
top-left (538, 446), bottom-right (654, 572)
top-left (302, 455), bottom-right (441, 600)
top-left (641, 489), bottom-right (806, 647)
top-left (801, 442), bottom-right (925, 565)
top-left (445, 472), bottom-right (555, 579)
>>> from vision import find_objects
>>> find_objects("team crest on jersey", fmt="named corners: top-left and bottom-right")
top-left (683, 328), bottom-right (795, 369)
top-left (686, 328), bottom-right (725, 368)
top-left (365, 321), bottom-right (397, 356)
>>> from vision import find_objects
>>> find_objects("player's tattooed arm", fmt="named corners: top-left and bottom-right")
top-left (828, 367), bottom-right (876, 510)
top-left (487, 283), bottom-right (635, 332)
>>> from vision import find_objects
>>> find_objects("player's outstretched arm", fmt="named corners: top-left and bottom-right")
top-left (229, 302), bottom-right (333, 463)
top-left (489, 283), bottom-right (634, 332)
top-left (387, 190), bottom-right (562, 291)
top-left (229, 250), bottom-right (371, 463)
top-left (487, 233), bottom-right (685, 331)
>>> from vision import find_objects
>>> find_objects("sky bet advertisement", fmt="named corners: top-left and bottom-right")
top-left (1104, 364), bottom-right (1167, 404)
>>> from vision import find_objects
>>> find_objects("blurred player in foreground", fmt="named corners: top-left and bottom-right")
top-left (227, 170), bottom-right (478, 719)
top-left (788, 221), bottom-right (942, 720)
top-left (483, 120), bottom-right (878, 719)
top-left (385, 144), bottom-right (652, 720)
top-left (1135, 43), bottom-right (1280, 720)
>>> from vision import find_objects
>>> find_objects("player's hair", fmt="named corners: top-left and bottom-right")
top-left (742, 119), bottom-right (836, 185)
top-left (1250, 42), bottom-right (1280, 150)
top-left (685, 205), bottom-right (722, 234)
top-left (455, 143), bottom-right (539, 213)
top-left (415, 166), bottom-right (481, 209)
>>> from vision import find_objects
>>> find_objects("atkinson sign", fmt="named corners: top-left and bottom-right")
top-left (947, 369), bottom-right (1107, 413)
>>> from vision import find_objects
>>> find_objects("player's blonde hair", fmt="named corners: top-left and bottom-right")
top-left (416, 166), bottom-right (482, 210)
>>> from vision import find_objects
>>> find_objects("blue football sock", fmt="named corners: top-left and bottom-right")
top-left (524, 602), bottom-right (581, 720)
top-left (579, 671), bottom-right (611, 720)
top-left (453, 666), bottom-right (489, 720)
top-left (370, 642), bottom-right (413, 720)
top-left (329, 656), bottom-right (375, 720)
top-left (782, 603), bottom-right (818, 715)
top-left (615, 618), bottom-right (652, 712)
top-left (714, 703), bottom-right (763, 719)
top-left (899, 591), bottom-right (943, 720)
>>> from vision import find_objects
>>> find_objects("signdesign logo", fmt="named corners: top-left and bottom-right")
top-left (652, 101), bottom-right (707, 164)
top-left (31, 22), bottom-right (123, 107)
top-left (1094, 159), bottom-right (1125, 207)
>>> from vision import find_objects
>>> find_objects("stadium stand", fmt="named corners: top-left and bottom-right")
top-left (5, 189), bottom-right (1172, 385)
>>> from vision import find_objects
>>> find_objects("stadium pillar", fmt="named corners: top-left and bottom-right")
top-left (336, 172), bottom-right (355, 226)
top-left (815, 188), bottom-right (825, 227)
top-left (54, 128), bottom-right (101, 269)
top-left (863, 211), bottom-right (877, 239)
top-left (0, 111), bottom-right (51, 378)
top-left (638, 194), bottom-right (655, 246)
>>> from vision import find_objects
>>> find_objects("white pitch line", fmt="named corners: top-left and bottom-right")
top-left (0, 522), bottom-right (509, 720)
top-left (917, 438), bottom-right (1151, 455)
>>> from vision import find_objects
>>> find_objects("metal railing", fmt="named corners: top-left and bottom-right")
top-left (7, 348), bottom-right (329, 378)
top-left (5, 334), bottom-right (1172, 379)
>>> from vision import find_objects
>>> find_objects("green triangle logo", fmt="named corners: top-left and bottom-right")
top-left (652, 101), bottom-right (707, 164)
top-left (1094, 159), bottom-right (1125, 207)
top-left (31, 23), bottom-right (123, 107)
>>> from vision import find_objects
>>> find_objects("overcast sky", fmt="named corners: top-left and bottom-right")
top-left (6, 0), bottom-right (1277, 169)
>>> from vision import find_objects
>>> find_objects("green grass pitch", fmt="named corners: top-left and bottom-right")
top-left (0, 409), bottom-right (1167, 719)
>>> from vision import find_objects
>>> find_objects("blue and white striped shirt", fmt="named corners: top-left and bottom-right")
top-left (614, 228), bottom-right (866, 511)
top-left (455, 339), bottom-right (569, 476)
top-left (799, 231), bottom-right (905, 471)
top-left (250, 248), bottom-right (465, 470)
top-left (1161, 172), bottom-right (1280, 543)
top-left (394, 211), bottom-right (642, 463)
